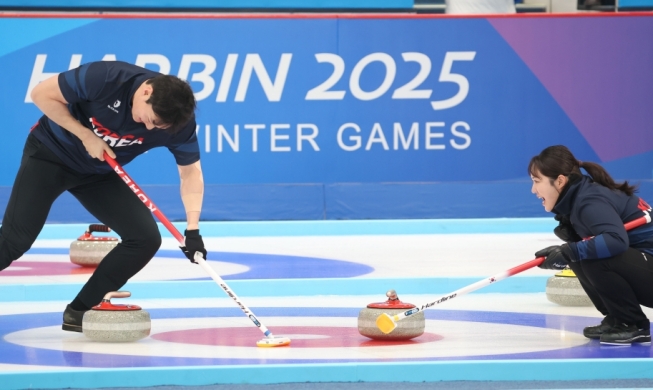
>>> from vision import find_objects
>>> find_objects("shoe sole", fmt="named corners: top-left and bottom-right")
top-left (62, 323), bottom-right (83, 333)
top-left (600, 336), bottom-right (651, 345)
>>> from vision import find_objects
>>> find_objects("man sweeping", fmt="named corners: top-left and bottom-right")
top-left (0, 61), bottom-right (207, 332)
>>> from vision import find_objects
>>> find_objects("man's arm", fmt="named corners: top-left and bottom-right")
top-left (178, 161), bottom-right (204, 230)
top-left (31, 75), bottom-right (115, 160)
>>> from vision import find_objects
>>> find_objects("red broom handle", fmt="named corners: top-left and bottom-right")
top-left (103, 154), bottom-right (185, 245)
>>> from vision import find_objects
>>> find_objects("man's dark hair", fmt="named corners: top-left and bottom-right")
top-left (145, 75), bottom-right (196, 134)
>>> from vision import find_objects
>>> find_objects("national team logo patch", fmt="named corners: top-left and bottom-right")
top-left (89, 117), bottom-right (143, 147)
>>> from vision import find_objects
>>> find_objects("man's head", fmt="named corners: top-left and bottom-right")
top-left (131, 75), bottom-right (196, 133)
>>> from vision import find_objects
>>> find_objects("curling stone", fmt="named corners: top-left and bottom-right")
top-left (83, 291), bottom-right (151, 342)
top-left (545, 268), bottom-right (592, 306)
top-left (70, 224), bottom-right (119, 267)
top-left (358, 289), bottom-right (424, 341)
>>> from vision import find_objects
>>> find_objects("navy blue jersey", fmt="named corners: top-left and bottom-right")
top-left (31, 61), bottom-right (199, 174)
top-left (553, 175), bottom-right (653, 259)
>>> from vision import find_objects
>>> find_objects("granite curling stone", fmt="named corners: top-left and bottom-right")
top-left (70, 224), bottom-right (120, 267)
top-left (358, 289), bottom-right (425, 341)
top-left (545, 268), bottom-right (592, 306)
top-left (83, 291), bottom-right (151, 342)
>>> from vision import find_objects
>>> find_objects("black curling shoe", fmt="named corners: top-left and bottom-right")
top-left (599, 323), bottom-right (651, 346)
top-left (583, 316), bottom-right (615, 339)
top-left (62, 304), bottom-right (86, 333)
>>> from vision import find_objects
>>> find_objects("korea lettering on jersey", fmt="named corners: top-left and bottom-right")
top-left (89, 117), bottom-right (144, 148)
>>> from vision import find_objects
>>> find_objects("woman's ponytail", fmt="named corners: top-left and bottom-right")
top-left (579, 161), bottom-right (637, 196)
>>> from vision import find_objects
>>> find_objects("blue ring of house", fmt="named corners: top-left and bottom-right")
top-left (24, 248), bottom-right (374, 279)
top-left (1, 308), bottom-right (651, 367)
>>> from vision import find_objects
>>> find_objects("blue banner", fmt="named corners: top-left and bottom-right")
top-left (0, 15), bottom-right (651, 220)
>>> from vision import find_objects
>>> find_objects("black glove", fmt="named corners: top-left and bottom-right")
top-left (553, 214), bottom-right (581, 243)
top-left (535, 244), bottom-right (575, 270)
top-left (181, 229), bottom-right (207, 264)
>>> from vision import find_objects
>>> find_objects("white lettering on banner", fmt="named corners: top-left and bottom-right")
top-left (197, 121), bottom-right (470, 153)
top-left (216, 54), bottom-right (239, 102)
top-left (204, 124), bottom-right (211, 152)
top-left (305, 54), bottom-right (346, 100)
top-left (342, 121), bottom-right (471, 152)
top-left (392, 52), bottom-right (432, 99)
top-left (450, 121), bottom-right (471, 150)
top-left (178, 54), bottom-right (217, 101)
top-left (235, 54), bottom-right (292, 102)
top-left (200, 123), bottom-right (321, 152)
top-left (365, 123), bottom-right (389, 150)
top-left (431, 52), bottom-right (476, 110)
top-left (394, 122), bottom-right (419, 150)
top-left (135, 54), bottom-right (171, 74)
top-left (25, 54), bottom-right (82, 103)
top-left (26, 53), bottom-right (292, 103)
top-left (271, 124), bottom-right (291, 152)
top-left (304, 51), bottom-right (474, 109)
top-left (426, 122), bottom-right (446, 150)
top-left (297, 124), bottom-right (320, 152)
top-left (338, 123), bottom-right (362, 152)
top-left (350, 53), bottom-right (396, 101)
top-left (26, 52), bottom-right (474, 109)
top-left (244, 124), bottom-right (265, 152)
top-left (218, 124), bottom-right (239, 152)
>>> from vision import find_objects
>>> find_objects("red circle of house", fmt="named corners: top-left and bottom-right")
top-left (0, 261), bottom-right (94, 276)
top-left (151, 326), bottom-right (442, 348)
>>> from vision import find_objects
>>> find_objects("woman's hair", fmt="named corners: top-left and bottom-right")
top-left (528, 145), bottom-right (637, 196)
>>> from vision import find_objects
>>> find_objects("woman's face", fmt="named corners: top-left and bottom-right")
top-left (531, 170), bottom-right (567, 212)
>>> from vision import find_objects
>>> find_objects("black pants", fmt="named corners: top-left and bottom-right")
top-left (569, 247), bottom-right (653, 329)
top-left (0, 134), bottom-right (161, 308)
